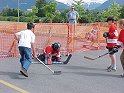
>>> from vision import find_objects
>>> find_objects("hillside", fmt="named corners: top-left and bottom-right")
top-left (0, 0), bottom-right (69, 11)
top-left (2, 0), bottom-right (123, 11)
top-left (95, 0), bottom-right (124, 11)
top-left (84, 2), bottom-right (101, 10)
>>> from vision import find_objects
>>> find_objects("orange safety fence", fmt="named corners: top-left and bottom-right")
top-left (34, 23), bottom-right (69, 55)
top-left (0, 22), bottom-right (26, 58)
top-left (0, 21), bottom-right (113, 58)
top-left (75, 23), bottom-right (105, 51)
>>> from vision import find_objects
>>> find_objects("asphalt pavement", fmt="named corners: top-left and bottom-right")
top-left (0, 49), bottom-right (124, 93)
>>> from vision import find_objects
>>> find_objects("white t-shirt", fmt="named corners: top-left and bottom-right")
top-left (15, 29), bottom-right (35, 48)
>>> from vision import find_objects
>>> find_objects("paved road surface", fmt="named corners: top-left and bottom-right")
top-left (0, 50), bottom-right (124, 93)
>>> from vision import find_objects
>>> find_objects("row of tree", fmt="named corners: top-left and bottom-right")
top-left (0, 0), bottom-right (124, 23)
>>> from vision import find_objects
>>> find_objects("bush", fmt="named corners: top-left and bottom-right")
top-left (79, 15), bottom-right (92, 23)
top-left (39, 17), bottom-right (51, 23)
top-left (7, 16), bottom-right (17, 21)
top-left (0, 16), bottom-right (8, 21)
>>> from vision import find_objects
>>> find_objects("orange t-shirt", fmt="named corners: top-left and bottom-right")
top-left (107, 23), bottom-right (118, 48)
top-left (43, 45), bottom-right (60, 55)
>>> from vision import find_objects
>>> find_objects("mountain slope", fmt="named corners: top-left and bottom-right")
top-left (0, 0), bottom-right (69, 11)
top-left (0, 0), bottom-right (35, 10)
top-left (95, 0), bottom-right (124, 11)
top-left (84, 2), bottom-right (102, 10)
top-left (47, 0), bottom-right (69, 10)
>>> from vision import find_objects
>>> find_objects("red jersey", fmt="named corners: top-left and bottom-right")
top-left (106, 23), bottom-right (118, 48)
top-left (43, 45), bottom-right (60, 57)
top-left (117, 29), bottom-right (124, 50)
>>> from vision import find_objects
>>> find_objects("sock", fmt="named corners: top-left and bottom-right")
top-left (111, 62), bottom-right (116, 69)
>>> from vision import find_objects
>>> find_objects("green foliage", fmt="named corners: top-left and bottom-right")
top-left (101, 0), bottom-right (121, 21)
top-left (1, 8), bottom-right (23, 17)
top-left (72, 0), bottom-right (85, 18)
top-left (36, 0), bottom-right (47, 7)
top-left (79, 15), bottom-right (92, 23)
top-left (0, 16), bottom-right (8, 21)
top-left (42, 2), bottom-right (57, 22)
top-left (119, 5), bottom-right (124, 18)
top-left (52, 11), bottom-right (63, 23)
top-left (19, 16), bottom-right (32, 22)
top-left (7, 16), bottom-right (17, 21)
top-left (59, 9), bottom-right (69, 23)
top-left (0, 16), bottom-right (17, 21)
top-left (35, 0), bottom-right (47, 17)
top-left (0, 0), bottom-right (123, 23)
top-left (24, 6), bottom-right (38, 22)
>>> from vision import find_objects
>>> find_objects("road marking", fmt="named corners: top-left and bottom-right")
top-left (0, 80), bottom-right (29, 93)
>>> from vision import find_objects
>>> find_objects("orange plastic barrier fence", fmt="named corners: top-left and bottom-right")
top-left (34, 23), bottom-right (69, 55)
top-left (0, 22), bottom-right (110, 58)
top-left (0, 22), bottom-right (26, 58)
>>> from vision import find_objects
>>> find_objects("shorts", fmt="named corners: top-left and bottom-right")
top-left (68, 20), bottom-right (77, 24)
top-left (37, 54), bottom-right (61, 62)
top-left (107, 47), bottom-right (115, 54)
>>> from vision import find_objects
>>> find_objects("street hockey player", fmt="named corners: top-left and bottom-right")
top-left (37, 42), bottom-right (62, 65)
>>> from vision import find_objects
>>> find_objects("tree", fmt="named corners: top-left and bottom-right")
top-left (71, 0), bottom-right (86, 23)
top-left (42, 2), bottom-right (57, 22)
top-left (21, 6), bottom-right (38, 22)
top-left (119, 5), bottom-right (124, 18)
top-left (101, 0), bottom-right (121, 21)
top-left (35, 0), bottom-right (47, 17)
top-left (59, 9), bottom-right (69, 23)
top-left (72, 0), bottom-right (85, 18)
top-left (1, 8), bottom-right (22, 17)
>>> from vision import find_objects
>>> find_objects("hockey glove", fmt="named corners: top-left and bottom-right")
top-left (103, 32), bottom-right (109, 38)
top-left (110, 46), bottom-right (119, 54)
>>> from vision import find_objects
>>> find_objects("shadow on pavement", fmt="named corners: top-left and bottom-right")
top-left (0, 71), bottom-right (26, 79)
top-left (62, 65), bottom-right (122, 78)
top-left (63, 65), bottom-right (105, 71)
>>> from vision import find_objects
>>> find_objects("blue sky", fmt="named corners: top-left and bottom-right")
top-left (56, 0), bottom-right (108, 4)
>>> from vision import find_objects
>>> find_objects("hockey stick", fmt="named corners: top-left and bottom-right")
top-left (84, 52), bottom-right (110, 60)
top-left (63, 54), bottom-right (72, 64)
top-left (32, 55), bottom-right (61, 75)
top-left (52, 54), bottom-right (72, 64)
top-left (45, 54), bottom-right (72, 64)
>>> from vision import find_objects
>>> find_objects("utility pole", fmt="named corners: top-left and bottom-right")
top-left (17, 0), bottom-right (20, 22)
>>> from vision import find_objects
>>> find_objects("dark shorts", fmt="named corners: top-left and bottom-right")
top-left (107, 48), bottom-right (115, 54)
top-left (37, 54), bottom-right (60, 61)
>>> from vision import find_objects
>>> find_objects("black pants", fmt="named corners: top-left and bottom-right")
top-left (37, 54), bottom-right (58, 61)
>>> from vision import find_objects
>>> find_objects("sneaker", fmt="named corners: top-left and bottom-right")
top-left (20, 67), bottom-right (28, 77)
top-left (112, 68), bottom-right (117, 72)
top-left (52, 61), bottom-right (62, 64)
top-left (120, 73), bottom-right (124, 77)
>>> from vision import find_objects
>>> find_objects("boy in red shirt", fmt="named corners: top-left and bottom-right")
top-left (37, 42), bottom-right (61, 65)
top-left (110, 19), bottom-right (124, 77)
top-left (103, 16), bottom-right (118, 72)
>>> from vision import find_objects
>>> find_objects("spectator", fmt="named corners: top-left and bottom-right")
top-left (66, 6), bottom-right (79, 24)
top-left (85, 24), bottom-right (99, 42)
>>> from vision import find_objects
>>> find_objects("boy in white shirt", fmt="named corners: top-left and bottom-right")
top-left (15, 23), bottom-right (35, 77)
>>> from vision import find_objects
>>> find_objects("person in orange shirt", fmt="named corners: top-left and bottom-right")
top-left (110, 19), bottom-right (124, 77)
top-left (37, 42), bottom-right (61, 65)
top-left (103, 16), bottom-right (118, 72)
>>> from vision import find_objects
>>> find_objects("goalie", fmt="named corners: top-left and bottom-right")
top-left (37, 42), bottom-right (61, 65)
